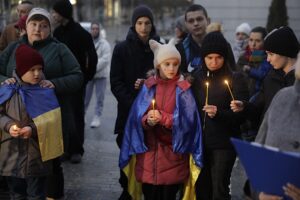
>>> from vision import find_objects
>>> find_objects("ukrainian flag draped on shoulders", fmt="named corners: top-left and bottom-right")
top-left (119, 81), bottom-right (204, 200)
top-left (0, 83), bottom-right (64, 161)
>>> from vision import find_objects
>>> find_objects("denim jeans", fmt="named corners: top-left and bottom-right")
top-left (6, 176), bottom-right (46, 200)
top-left (196, 149), bottom-right (236, 200)
top-left (85, 77), bottom-right (107, 117)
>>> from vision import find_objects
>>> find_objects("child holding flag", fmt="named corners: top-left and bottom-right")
top-left (119, 39), bottom-right (203, 200)
top-left (0, 44), bottom-right (63, 200)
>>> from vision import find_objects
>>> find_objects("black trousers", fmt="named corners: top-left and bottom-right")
top-left (68, 87), bottom-right (85, 155)
top-left (6, 176), bottom-right (46, 200)
top-left (196, 149), bottom-right (236, 200)
top-left (45, 158), bottom-right (64, 198)
top-left (142, 183), bottom-right (181, 200)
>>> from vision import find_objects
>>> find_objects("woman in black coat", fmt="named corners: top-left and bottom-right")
top-left (192, 32), bottom-right (249, 200)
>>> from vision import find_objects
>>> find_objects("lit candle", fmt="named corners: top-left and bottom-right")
top-left (13, 125), bottom-right (18, 131)
top-left (152, 99), bottom-right (155, 118)
top-left (152, 99), bottom-right (155, 110)
top-left (205, 82), bottom-right (209, 105)
top-left (224, 80), bottom-right (235, 100)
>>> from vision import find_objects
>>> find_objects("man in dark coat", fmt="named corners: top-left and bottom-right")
top-left (52, 0), bottom-right (97, 164)
top-left (110, 5), bottom-right (160, 200)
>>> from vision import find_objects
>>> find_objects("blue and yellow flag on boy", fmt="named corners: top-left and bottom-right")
top-left (0, 83), bottom-right (64, 161)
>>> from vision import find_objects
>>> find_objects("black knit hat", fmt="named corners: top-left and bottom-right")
top-left (53, 0), bottom-right (73, 20)
top-left (201, 31), bottom-right (228, 59)
top-left (264, 26), bottom-right (299, 58)
top-left (131, 5), bottom-right (154, 26)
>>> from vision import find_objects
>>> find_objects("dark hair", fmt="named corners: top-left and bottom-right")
top-left (91, 21), bottom-right (100, 27)
top-left (185, 4), bottom-right (208, 20)
top-left (27, 14), bottom-right (50, 25)
top-left (251, 26), bottom-right (268, 39)
top-left (21, 1), bottom-right (33, 5)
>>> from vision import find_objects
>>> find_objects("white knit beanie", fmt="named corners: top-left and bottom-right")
top-left (149, 39), bottom-right (181, 68)
top-left (236, 22), bottom-right (251, 36)
top-left (296, 53), bottom-right (300, 80)
top-left (26, 8), bottom-right (51, 28)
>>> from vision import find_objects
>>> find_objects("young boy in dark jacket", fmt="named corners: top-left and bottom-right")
top-left (0, 44), bottom-right (63, 200)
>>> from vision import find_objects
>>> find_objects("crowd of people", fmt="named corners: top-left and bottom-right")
top-left (0, 1), bottom-right (299, 200)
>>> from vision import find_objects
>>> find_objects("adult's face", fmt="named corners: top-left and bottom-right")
top-left (266, 51), bottom-right (288, 70)
top-left (204, 53), bottom-right (224, 71)
top-left (185, 10), bottom-right (209, 39)
top-left (17, 3), bottom-right (32, 19)
top-left (236, 32), bottom-right (248, 41)
top-left (51, 10), bottom-right (64, 24)
top-left (248, 32), bottom-right (264, 51)
top-left (26, 19), bottom-right (51, 45)
top-left (135, 17), bottom-right (152, 42)
top-left (91, 24), bottom-right (100, 39)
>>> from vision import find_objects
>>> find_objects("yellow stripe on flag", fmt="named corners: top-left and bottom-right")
top-left (123, 155), bottom-right (142, 200)
top-left (33, 107), bottom-right (64, 161)
top-left (182, 155), bottom-right (201, 200)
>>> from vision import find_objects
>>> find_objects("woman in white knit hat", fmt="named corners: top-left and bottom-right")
top-left (232, 22), bottom-right (251, 62)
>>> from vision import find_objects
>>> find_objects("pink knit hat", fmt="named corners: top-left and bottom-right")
top-left (149, 39), bottom-right (181, 68)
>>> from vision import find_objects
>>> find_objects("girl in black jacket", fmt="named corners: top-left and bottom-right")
top-left (192, 32), bottom-right (249, 200)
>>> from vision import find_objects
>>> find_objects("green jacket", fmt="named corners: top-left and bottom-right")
top-left (0, 35), bottom-right (84, 149)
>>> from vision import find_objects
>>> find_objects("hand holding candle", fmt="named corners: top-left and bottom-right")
top-left (224, 80), bottom-right (235, 100)
top-left (10, 125), bottom-right (20, 137)
top-left (147, 99), bottom-right (161, 126)
top-left (13, 125), bottom-right (18, 131)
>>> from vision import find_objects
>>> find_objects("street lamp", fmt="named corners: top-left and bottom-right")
top-left (70, 0), bottom-right (77, 5)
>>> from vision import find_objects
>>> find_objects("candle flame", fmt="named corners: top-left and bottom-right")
top-left (224, 80), bottom-right (229, 85)
top-left (13, 125), bottom-right (17, 131)
top-left (205, 82), bottom-right (209, 86)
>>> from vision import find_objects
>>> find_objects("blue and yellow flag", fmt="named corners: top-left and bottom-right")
top-left (120, 84), bottom-right (203, 200)
top-left (0, 84), bottom-right (64, 161)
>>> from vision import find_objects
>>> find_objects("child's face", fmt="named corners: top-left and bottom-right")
top-left (21, 64), bottom-right (43, 85)
top-left (158, 58), bottom-right (179, 79)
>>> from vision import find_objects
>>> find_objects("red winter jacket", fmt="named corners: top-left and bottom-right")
top-left (135, 75), bottom-right (190, 185)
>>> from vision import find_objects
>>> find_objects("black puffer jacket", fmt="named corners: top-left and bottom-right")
top-left (110, 27), bottom-right (160, 138)
top-left (192, 66), bottom-right (249, 150)
top-left (244, 68), bottom-right (295, 124)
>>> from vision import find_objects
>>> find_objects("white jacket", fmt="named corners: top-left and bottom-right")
top-left (94, 37), bottom-right (111, 78)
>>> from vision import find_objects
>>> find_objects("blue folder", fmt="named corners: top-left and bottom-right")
top-left (231, 138), bottom-right (300, 199)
